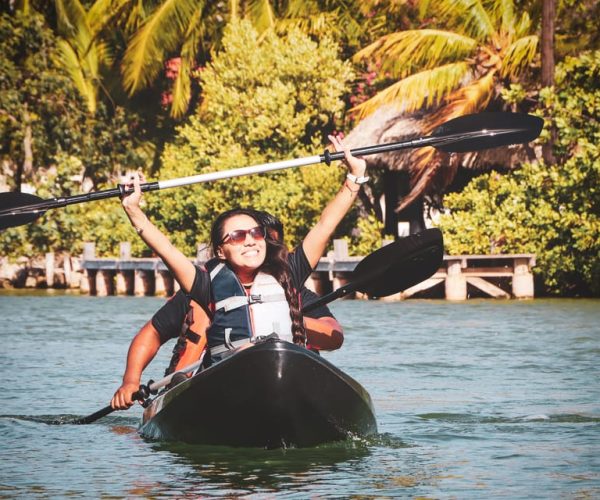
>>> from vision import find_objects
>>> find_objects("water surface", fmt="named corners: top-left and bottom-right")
top-left (0, 292), bottom-right (598, 498)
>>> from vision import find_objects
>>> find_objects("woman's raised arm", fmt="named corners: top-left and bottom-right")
top-left (121, 171), bottom-right (196, 293)
top-left (301, 135), bottom-right (368, 268)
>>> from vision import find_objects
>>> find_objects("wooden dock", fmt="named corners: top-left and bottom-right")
top-left (74, 240), bottom-right (535, 300)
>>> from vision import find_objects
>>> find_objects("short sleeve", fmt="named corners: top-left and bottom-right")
top-left (189, 265), bottom-right (212, 310)
top-left (151, 290), bottom-right (190, 344)
top-left (300, 288), bottom-right (334, 319)
top-left (287, 245), bottom-right (313, 290)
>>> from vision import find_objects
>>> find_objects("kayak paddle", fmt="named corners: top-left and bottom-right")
top-left (0, 112), bottom-right (542, 230)
top-left (68, 357), bottom-right (205, 425)
top-left (72, 228), bottom-right (442, 424)
top-left (303, 228), bottom-right (443, 313)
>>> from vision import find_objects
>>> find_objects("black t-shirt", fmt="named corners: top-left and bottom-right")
top-left (152, 247), bottom-right (333, 344)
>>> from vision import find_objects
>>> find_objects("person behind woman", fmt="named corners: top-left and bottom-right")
top-left (113, 135), bottom-right (367, 409)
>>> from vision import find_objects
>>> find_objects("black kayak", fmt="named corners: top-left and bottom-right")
top-left (139, 338), bottom-right (377, 448)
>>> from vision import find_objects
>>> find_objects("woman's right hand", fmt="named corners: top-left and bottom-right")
top-left (110, 382), bottom-right (141, 410)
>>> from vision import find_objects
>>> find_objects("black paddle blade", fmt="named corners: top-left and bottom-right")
top-left (352, 228), bottom-right (444, 298)
top-left (0, 192), bottom-right (46, 230)
top-left (431, 112), bottom-right (544, 153)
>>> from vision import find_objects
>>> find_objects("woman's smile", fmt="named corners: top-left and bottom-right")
top-left (217, 214), bottom-right (267, 276)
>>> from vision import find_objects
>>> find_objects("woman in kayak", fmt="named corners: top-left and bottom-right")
top-left (111, 210), bottom-right (345, 410)
top-left (113, 134), bottom-right (367, 409)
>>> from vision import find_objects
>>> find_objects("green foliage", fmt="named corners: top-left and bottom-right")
top-left (439, 51), bottom-right (600, 296)
top-left (0, 10), bottom-right (151, 258)
top-left (344, 213), bottom-right (386, 256)
top-left (150, 21), bottom-right (354, 255)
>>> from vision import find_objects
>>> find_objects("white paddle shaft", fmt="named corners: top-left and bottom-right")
top-left (158, 155), bottom-right (322, 190)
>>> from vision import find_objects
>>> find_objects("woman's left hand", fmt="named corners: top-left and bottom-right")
top-left (121, 170), bottom-right (146, 214)
top-left (328, 133), bottom-right (367, 178)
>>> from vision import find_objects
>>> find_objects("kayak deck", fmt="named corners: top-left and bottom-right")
top-left (140, 339), bottom-right (377, 448)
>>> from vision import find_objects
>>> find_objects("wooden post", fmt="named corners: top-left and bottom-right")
top-left (63, 255), bottom-right (72, 288)
top-left (333, 239), bottom-right (348, 260)
top-left (155, 270), bottom-right (173, 297)
top-left (96, 270), bottom-right (114, 296)
top-left (306, 272), bottom-right (326, 296)
top-left (82, 270), bottom-right (94, 295)
top-left (116, 272), bottom-right (127, 295)
top-left (45, 252), bottom-right (54, 288)
top-left (120, 242), bottom-right (131, 259)
top-left (332, 240), bottom-right (348, 295)
top-left (134, 270), bottom-right (146, 296)
top-left (81, 244), bottom-right (95, 294)
top-left (445, 258), bottom-right (467, 300)
top-left (512, 257), bottom-right (534, 299)
top-left (82, 242), bottom-right (95, 260)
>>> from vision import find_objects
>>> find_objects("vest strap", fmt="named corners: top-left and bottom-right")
top-left (210, 338), bottom-right (251, 356)
top-left (210, 333), bottom-right (280, 357)
top-left (210, 262), bottom-right (225, 280)
top-left (185, 329), bottom-right (201, 344)
top-left (215, 292), bottom-right (287, 312)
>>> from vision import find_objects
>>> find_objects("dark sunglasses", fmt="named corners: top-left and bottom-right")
top-left (221, 226), bottom-right (266, 245)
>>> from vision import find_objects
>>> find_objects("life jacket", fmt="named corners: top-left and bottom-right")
top-left (205, 258), bottom-right (294, 359)
top-left (164, 298), bottom-right (209, 377)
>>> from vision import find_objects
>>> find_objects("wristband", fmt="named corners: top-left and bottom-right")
top-left (346, 173), bottom-right (370, 185)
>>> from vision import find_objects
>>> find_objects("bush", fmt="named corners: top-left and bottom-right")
top-left (147, 21), bottom-right (355, 254)
top-left (439, 51), bottom-right (600, 295)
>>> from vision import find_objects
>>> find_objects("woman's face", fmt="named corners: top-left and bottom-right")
top-left (216, 214), bottom-right (267, 276)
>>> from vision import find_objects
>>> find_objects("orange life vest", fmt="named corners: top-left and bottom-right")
top-left (164, 299), bottom-right (210, 376)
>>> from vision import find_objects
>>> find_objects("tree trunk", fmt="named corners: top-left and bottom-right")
top-left (541, 0), bottom-right (556, 163)
top-left (16, 107), bottom-right (34, 192)
top-left (541, 0), bottom-right (556, 87)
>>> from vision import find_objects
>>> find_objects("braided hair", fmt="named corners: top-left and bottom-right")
top-left (210, 208), bottom-right (306, 346)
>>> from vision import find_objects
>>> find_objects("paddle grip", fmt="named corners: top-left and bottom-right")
top-left (117, 181), bottom-right (161, 197)
top-left (320, 137), bottom-right (437, 165)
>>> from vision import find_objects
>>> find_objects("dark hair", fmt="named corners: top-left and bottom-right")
top-left (254, 210), bottom-right (284, 241)
top-left (209, 208), bottom-right (305, 345)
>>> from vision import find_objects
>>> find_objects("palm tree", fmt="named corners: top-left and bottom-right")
top-left (53, 0), bottom-right (109, 115)
top-left (116, 0), bottom-right (368, 118)
top-left (349, 0), bottom-right (539, 218)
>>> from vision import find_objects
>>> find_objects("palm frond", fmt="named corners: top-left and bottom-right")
top-left (87, 0), bottom-right (132, 36)
top-left (430, 70), bottom-right (496, 129)
top-left (501, 35), bottom-right (538, 79)
top-left (395, 70), bottom-right (496, 211)
top-left (169, 5), bottom-right (204, 118)
top-left (354, 29), bottom-right (477, 79)
top-left (170, 56), bottom-right (192, 118)
top-left (277, 12), bottom-right (342, 39)
top-left (55, 39), bottom-right (98, 113)
top-left (397, 147), bottom-right (439, 211)
top-left (514, 11), bottom-right (532, 39)
top-left (351, 62), bottom-right (471, 120)
top-left (230, 0), bottom-right (240, 20)
top-left (485, 0), bottom-right (516, 39)
top-left (426, 0), bottom-right (496, 42)
top-left (54, 0), bottom-right (102, 113)
top-left (55, 0), bottom-right (88, 40)
top-left (122, 0), bottom-right (199, 94)
top-left (247, 0), bottom-right (276, 34)
top-left (55, 0), bottom-right (98, 65)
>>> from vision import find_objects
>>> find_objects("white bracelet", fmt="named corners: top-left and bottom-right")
top-left (346, 173), bottom-right (370, 185)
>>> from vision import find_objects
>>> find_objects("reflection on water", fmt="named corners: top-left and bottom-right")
top-left (0, 293), bottom-right (599, 497)
top-left (152, 439), bottom-right (371, 491)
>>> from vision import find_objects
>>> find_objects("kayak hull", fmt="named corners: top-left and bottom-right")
top-left (139, 339), bottom-right (377, 448)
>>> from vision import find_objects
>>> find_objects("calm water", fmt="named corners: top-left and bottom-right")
top-left (0, 292), bottom-right (598, 498)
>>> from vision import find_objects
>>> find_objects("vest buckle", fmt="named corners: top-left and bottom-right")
top-left (248, 294), bottom-right (262, 304)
